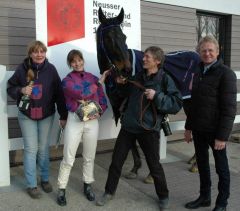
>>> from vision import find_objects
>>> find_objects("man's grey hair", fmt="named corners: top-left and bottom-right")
top-left (196, 35), bottom-right (219, 53)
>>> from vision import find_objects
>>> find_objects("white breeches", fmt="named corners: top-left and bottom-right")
top-left (57, 112), bottom-right (99, 189)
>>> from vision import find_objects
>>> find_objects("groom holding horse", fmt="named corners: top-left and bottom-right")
top-left (96, 46), bottom-right (182, 210)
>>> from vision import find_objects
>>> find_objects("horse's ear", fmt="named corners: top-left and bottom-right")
top-left (98, 7), bottom-right (107, 24)
top-left (116, 8), bottom-right (124, 24)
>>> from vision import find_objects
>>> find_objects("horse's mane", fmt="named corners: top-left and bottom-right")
top-left (96, 27), bottom-right (110, 74)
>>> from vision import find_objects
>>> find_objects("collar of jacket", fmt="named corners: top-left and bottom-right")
top-left (200, 59), bottom-right (223, 73)
top-left (23, 57), bottom-right (47, 72)
top-left (70, 70), bottom-right (86, 79)
top-left (142, 68), bottom-right (162, 81)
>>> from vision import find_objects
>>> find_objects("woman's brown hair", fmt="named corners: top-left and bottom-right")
top-left (67, 49), bottom-right (84, 67)
top-left (27, 40), bottom-right (47, 57)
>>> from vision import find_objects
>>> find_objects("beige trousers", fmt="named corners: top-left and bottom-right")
top-left (57, 112), bottom-right (99, 189)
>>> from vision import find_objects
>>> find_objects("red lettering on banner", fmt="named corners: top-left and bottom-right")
top-left (47, 0), bottom-right (85, 46)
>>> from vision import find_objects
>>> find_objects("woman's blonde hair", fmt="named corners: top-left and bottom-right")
top-left (26, 40), bottom-right (47, 82)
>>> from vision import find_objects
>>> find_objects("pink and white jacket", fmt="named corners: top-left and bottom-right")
top-left (62, 70), bottom-right (108, 114)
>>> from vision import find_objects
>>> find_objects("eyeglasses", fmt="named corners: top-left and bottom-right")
top-left (200, 48), bottom-right (218, 54)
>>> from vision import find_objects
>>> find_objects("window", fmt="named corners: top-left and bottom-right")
top-left (196, 12), bottom-right (230, 65)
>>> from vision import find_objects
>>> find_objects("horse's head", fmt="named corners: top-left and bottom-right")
top-left (96, 7), bottom-right (131, 76)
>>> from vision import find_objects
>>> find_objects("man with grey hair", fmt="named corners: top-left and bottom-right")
top-left (184, 35), bottom-right (237, 211)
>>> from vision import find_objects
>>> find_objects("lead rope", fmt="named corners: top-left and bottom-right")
top-left (127, 80), bottom-right (158, 130)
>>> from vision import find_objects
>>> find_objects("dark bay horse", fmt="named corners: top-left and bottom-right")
top-left (96, 7), bottom-right (200, 176)
top-left (96, 7), bottom-right (145, 124)
top-left (96, 7), bottom-right (200, 122)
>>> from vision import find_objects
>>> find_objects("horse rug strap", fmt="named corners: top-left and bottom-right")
top-left (130, 49), bottom-right (136, 76)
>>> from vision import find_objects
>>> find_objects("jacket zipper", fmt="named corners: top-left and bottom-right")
top-left (36, 65), bottom-right (39, 79)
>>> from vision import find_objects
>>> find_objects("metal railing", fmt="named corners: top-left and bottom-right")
top-left (1, 67), bottom-right (240, 187)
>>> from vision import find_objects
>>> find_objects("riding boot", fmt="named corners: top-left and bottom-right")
top-left (84, 183), bottom-right (95, 201)
top-left (57, 188), bottom-right (67, 206)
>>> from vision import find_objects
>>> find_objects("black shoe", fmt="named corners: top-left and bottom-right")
top-left (84, 183), bottom-right (95, 201)
top-left (159, 197), bottom-right (169, 210)
top-left (185, 195), bottom-right (211, 209)
top-left (212, 206), bottom-right (226, 211)
top-left (57, 189), bottom-right (66, 206)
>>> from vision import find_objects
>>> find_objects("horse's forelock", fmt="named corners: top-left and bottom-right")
top-left (96, 14), bottom-right (131, 76)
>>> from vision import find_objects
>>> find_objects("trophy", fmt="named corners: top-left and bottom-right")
top-left (19, 66), bottom-right (34, 111)
top-left (19, 81), bottom-right (34, 111)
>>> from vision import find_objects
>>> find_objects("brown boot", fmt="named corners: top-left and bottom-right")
top-left (41, 181), bottom-right (53, 193)
top-left (27, 187), bottom-right (42, 199)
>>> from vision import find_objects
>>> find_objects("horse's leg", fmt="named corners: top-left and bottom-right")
top-left (131, 140), bottom-right (142, 172)
top-left (124, 140), bottom-right (142, 179)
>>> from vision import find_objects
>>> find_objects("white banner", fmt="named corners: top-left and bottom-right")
top-left (35, 0), bottom-right (141, 140)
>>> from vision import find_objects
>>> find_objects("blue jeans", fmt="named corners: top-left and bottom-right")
top-left (18, 111), bottom-right (54, 188)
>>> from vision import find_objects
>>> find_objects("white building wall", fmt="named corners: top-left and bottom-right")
top-left (144, 0), bottom-right (240, 15)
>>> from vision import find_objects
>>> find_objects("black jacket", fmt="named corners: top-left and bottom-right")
top-left (120, 69), bottom-right (182, 133)
top-left (7, 58), bottom-right (68, 120)
top-left (185, 59), bottom-right (237, 141)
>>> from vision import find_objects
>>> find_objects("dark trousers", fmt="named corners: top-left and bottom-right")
top-left (105, 128), bottom-right (169, 199)
top-left (192, 131), bottom-right (230, 207)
